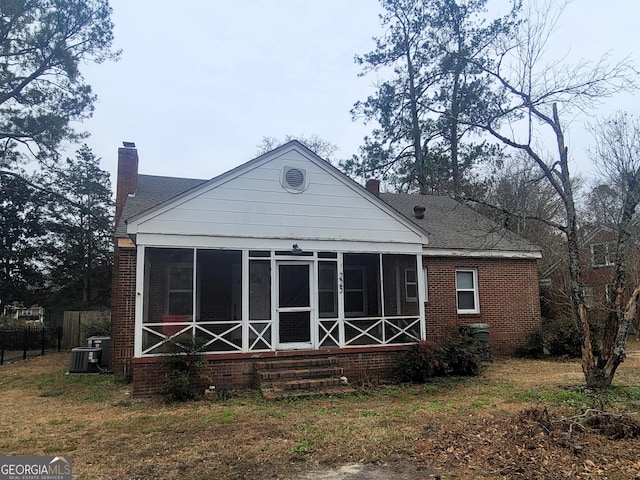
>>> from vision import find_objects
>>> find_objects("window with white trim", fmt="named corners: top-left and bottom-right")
top-left (591, 243), bottom-right (614, 267)
top-left (456, 269), bottom-right (479, 314)
top-left (405, 268), bottom-right (417, 302)
top-left (344, 265), bottom-right (367, 316)
top-left (167, 264), bottom-right (193, 316)
top-left (423, 266), bottom-right (428, 302)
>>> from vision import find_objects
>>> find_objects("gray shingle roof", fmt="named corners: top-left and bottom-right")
top-left (117, 174), bottom-right (540, 255)
top-left (115, 174), bottom-right (206, 237)
top-left (379, 193), bottom-right (540, 253)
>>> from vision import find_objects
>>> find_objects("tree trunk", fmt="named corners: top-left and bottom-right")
top-left (405, 43), bottom-right (426, 194)
top-left (585, 286), bottom-right (640, 388)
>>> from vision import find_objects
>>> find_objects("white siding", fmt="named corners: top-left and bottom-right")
top-left (130, 148), bottom-right (424, 245)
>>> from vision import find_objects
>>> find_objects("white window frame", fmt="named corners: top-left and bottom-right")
top-left (591, 242), bottom-right (614, 267)
top-left (405, 268), bottom-right (417, 302)
top-left (423, 266), bottom-right (428, 303)
top-left (455, 269), bottom-right (479, 314)
top-left (166, 263), bottom-right (194, 316)
top-left (344, 265), bottom-right (367, 317)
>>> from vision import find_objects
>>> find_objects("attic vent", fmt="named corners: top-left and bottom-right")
top-left (281, 166), bottom-right (308, 193)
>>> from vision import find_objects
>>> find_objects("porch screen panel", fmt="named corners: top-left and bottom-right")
top-left (382, 254), bottom-right (419, 316)
top-left (249, 260), bottom-right (271, 320)
top-left (343, 254), bottom-right (381, 318)
top-left (144, 248), bottom-right (194, 324)
top-left (318, 261), bottom-right (337, 318)
top-left (142, 248), bottom-right (194, 354)
top-left (197, 250), bottom-right (242, 321)
top-left (195, 250), bottom-right (242, 353)
top-left (249, 260), bottom-right (272, 351)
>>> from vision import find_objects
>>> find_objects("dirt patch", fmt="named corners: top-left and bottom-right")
top-left (294, 462), bottom-right (441, 479)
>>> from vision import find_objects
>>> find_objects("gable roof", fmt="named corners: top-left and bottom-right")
top-left (115, 174), bottom-right (206, 237)
top-left (380, 193), bottom-right (541, 256)
top-left (115, 141), bottom-right (540, 258)
top-left (119, 141), bottom-right (427, 245)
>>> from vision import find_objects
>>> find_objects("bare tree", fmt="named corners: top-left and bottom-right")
top-left (479, 152), bottom-right (566, 272)
top-left (467, 1), bottom-right (639, 387)
top-left (256, 135), bottom-right (339, 165)
top-left (587, 112), bottom-right (640, 363)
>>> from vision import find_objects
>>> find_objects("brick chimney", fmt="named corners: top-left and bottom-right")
top-left (365, 179), bottom-right (380, 195)
top-left (115, 143), bottom-right (139, 228)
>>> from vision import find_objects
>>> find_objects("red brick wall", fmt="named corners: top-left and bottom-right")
top-left (131, 348), bottom-right (407, 397)
top-left (111, 247), bottom-right (136, 380)
top-left (115, 249), bottom-right (540, 391)
top-left (424, 257), bottom-right (541, 354)
top-left (114, 147), bottom-right (138, 227)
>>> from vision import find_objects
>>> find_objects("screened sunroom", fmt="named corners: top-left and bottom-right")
top-left (138, 247), bottom-right (425, 356)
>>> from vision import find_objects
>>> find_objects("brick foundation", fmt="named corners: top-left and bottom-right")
top-left (131, 347), bottom-right (408, 397)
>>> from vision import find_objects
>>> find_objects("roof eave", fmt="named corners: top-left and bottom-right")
top-left (421, 248), bottom-right (542, 259)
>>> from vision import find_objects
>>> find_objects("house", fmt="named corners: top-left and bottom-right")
top-left (111, 141), bottom-right (541, 396)
top-left (2, 303), bottom-right (45, 323)
top-left (541, 226), bottom-right (640, 323)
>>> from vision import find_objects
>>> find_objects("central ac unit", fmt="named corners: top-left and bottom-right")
top-left (69, 347), bottom-right (102, 373)
top-left (87, 336), bottom-right (110, 368)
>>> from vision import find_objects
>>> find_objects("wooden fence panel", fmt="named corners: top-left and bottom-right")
top-left (62, 310), bottom-right (110, 349)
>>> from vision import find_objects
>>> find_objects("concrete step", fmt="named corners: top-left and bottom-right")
top-left (255, 356), bottom-right (338, 371)
top-left (257, 366), bottom-right (343, 382)
top-left (255, 356), bottom-right (355, 401)
top-left (263, 376), bottom-right (344, 391)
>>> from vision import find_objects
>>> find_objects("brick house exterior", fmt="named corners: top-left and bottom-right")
top-left (111, 142), bottom-right (542, 395)
top-left (541, 227), bottom-right (640, 323)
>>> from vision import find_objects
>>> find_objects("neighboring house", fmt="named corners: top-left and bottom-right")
top-left (2, 303), bottom-right (45, 323)
top-left (541, 226), bottom-right (640, 322)
top-left (111, 141), bottom-right (541, 395)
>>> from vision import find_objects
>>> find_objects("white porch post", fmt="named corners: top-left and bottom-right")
top-left (241, 249), bottom-right (249, 353)
top-left (134, 244), bottom-right (145, 357)
top-left (417, 254), bottom-right (426, 340)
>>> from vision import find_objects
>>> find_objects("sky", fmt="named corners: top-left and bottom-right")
top-left (77, 0), bottom-right (640, 189)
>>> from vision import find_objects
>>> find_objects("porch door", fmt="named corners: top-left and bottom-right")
top-left (277, 261), bottom-right (313, 350)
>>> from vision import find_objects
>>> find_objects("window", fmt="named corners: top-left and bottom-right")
top-left (605, 284), bottom-right (616, 304)
top-left (405, 269), bottom-right (417, 302)
top-left (344, 266), bottom-right (367, 316)
top-left (591, 243), bottom-right (614, 267)
top-left (581, 285), bottom-right (594, 308)
top-left (167, 264), bottom-right (193, 316)
top-left (456, 269), bottom-right (479, 314)
top-left (423, 267), bottom-right (428, 302)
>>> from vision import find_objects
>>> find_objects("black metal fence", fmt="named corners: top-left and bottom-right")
top-left (0, 326), bottom-right (63, 365)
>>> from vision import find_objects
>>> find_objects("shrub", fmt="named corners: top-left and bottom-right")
top-left (441, 335), bottom-right (482, 376)
top-left (161, 337), bottom-right (208, 403)
top-left (518, 316), bottom-right (603, 358)
top-left (84, 317), bottom-right (111, 338)
top-left (395, 340), bottom-right (446, 383)
top-left (396, 337), bottom-right (482, 383)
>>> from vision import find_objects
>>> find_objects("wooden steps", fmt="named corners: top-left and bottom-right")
top-left (255, 357), bottom-right (356, 400)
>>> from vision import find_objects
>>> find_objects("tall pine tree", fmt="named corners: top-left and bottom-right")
top-left (41, 145), bottom-right (113, 309)
top-left (343, 0), bottom-right (518, 194)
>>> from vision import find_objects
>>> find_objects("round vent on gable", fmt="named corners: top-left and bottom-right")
top-left (281, 166), bottom-right (308, 193)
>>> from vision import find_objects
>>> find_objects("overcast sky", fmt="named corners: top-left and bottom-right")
top-left (78, 0), bottom-right (639, 188)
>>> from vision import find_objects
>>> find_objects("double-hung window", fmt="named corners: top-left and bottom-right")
top-left (591, 243), bottom-right (614, 267)
top-left (456, 269), bottom-right (479, 314)
top-left (405, 269), bottom-right (417, 302)
top-left (167, 264), bottom-right (193, 317)
top-left (344, 266), bottom-right (367, 316)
